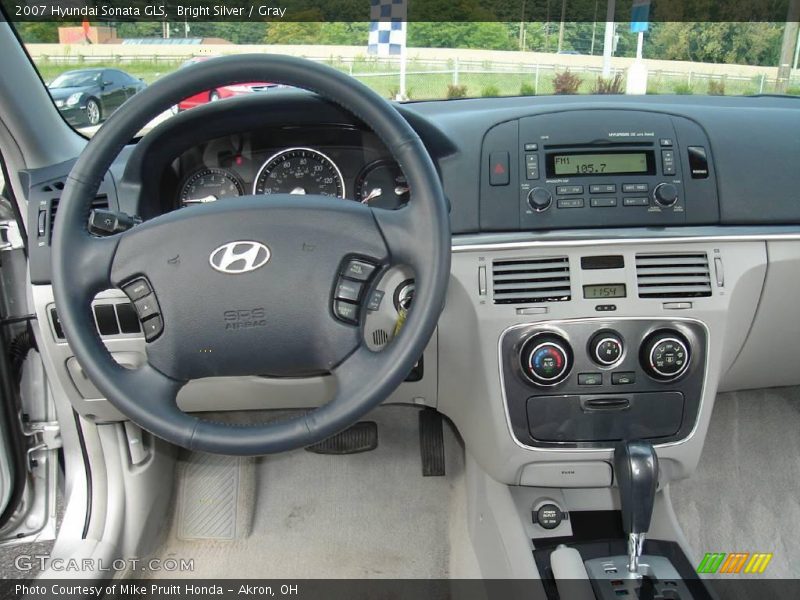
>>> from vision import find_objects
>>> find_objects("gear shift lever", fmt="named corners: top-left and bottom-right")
top-left (614, 440), bottom-right (658, 574)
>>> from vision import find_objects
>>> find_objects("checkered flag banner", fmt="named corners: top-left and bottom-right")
top-left (367, 0), bottom-right (408, 56)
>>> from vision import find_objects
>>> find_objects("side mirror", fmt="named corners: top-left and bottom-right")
top-left (103, 81), bottom-right (113, 87)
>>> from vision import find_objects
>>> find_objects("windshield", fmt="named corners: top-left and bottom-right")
top-left (6, 2), bottom-right (799, 135)
top-left (48, 71), bottom-right (100, 89)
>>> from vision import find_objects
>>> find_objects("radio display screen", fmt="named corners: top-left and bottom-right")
top-left (583, 284), bottom-right (627, 299)
top-left (548, 151), bottom-right (654, 177)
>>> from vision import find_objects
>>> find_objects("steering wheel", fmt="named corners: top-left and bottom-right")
top-left (51, 55), bottom-right (450, 455)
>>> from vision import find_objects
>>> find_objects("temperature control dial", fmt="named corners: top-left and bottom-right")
top-left (589, 331), bottom-right (624, 366)
top-left (641, 330), bottom-right (691, 381)
top-left (520, 333), bottom-right (572, 386)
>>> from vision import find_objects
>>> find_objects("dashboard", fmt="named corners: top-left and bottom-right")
top-left (163, 125), bottom-right (409, 211)
top-left (21, 90), bottom-right (800, 487)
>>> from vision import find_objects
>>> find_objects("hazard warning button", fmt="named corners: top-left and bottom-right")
top-left (489, 151), bottom-right (510, 186)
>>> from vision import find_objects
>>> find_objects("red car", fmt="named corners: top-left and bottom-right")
top-left (173, 57), bottom-right (278, 112)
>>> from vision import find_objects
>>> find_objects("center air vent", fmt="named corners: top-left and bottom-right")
top-left (492, 257), bottom-right (571, 304)
top-left (636, 253), bottom-right (712, 298)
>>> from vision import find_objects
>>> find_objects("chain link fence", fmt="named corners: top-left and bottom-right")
top-left (33, 53), bottom-right (800, 100)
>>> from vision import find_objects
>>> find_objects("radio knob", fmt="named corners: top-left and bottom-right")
top-left (527, 187), bottom-right (552, 212)
top-left (640, 330), bottom-right (691, 381)
top-left (653, 183), bottom-right (679, 207)
top-left (520, 333), bottom-right (572, 386)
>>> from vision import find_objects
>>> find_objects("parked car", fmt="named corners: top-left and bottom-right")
top-left (48, 67), bottom-right (146, 127)
top-left (173, 56), bottom-right (278, 112)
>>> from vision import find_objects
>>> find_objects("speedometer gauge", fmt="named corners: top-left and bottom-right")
top-left (253, 147), bottom-right (345, 198)
top-left (179, 168), bottom-right (243, 206)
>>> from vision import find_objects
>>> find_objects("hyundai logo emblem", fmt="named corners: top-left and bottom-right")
top-left (209, 241), bottom-right (271, 274)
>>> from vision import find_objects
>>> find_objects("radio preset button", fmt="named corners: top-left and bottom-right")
top-left (622, 183), bottom-right (649, 193)
top-left (557, 198), bottom-right (584, 209)
top-left (556, 185), bottom-right (583, 195)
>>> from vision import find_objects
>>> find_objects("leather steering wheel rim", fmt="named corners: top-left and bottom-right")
top-left (51, 54), bottom-right (450, 455)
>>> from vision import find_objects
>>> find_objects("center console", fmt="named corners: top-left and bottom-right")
top-left (500, 318), bottom-right (707, 449)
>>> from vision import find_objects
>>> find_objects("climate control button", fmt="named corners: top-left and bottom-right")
top-left (589, 331), bottom-right (624, 366)
top-left (520, 333), bottom-right (572, 385)
top-left (641, 330), bottom-right (691, 380)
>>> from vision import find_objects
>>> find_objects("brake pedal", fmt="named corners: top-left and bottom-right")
top-left (306, 421), bottom-right (378, 454)
top-left (419, 409), bottom-right (446, 476)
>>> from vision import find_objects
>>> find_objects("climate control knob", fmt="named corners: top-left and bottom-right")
top-left (589, 331), bottom-right (624, 366)
top-left (653, 183), bottom-right (679, 207)
top-left (520, 333), bottom-right (572, 385)
top-left (527, 187), bottom-right (553, 212)
top-left (641, 330), bottom-right (691, 381)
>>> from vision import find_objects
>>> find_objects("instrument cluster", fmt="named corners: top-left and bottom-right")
top-left (168, 126), bottom-right (409, 211)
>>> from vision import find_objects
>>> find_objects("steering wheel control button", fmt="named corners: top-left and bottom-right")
top-left (520, 333), bottom-right (572, 386)
top-left (611, 372), bottom-right (636, 385)
top-left (342, 259), bottom-right (376, 282)
top-left (590, 332), bottom-right (624, 366)
top-left (532, 503), bottom-right (567, 530)
top-left (134, 294), bottom-right (160, 321)
top-left (641, 330), bottom-right (691, 381)
top-left (115, 303), bottom-right (142, 334)
top-left (578, 372), bottom-right (603, 386)
top-left (334, 301), bottom-right (359, 324)
top-left (335, 279), bottom-right (364, 303)
top-left (142, 315), bottom-right (163, 342)
top-left (122, 278), bottom-right (152, 302)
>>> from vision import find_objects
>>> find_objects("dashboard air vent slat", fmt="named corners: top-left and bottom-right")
top-left (50, 194), bottom-right (110, 226)
top-left (492, 257), bottom-right (571, 304)
top-left (636, 252), bottom-right (712, 298)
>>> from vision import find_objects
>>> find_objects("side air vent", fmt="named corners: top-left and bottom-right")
top-left (49, 194), bottom-right (109, 229)
top-left (636, 253), bottom-right (712, 298)
top-left (492, 256), bottom-right (571, 304)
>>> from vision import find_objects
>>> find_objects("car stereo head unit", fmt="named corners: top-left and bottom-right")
top-left (478, 109), bottom-right (720, 231)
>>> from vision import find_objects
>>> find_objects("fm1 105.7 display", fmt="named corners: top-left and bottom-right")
top-left (551, 152), bottom-right (650, 176)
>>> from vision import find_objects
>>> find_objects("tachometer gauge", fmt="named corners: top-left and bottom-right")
top-left (354, 159), bottom-right (409, 209)
top-left (179, 168), bottom-right (244, 206)
top-left (253, 147), bottom-right (345, 198)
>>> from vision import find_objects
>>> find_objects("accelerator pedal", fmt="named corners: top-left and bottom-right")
top-left (419, 409), bottom-right (446, 477)
top-left (306, 421), bottom-right (378, 455)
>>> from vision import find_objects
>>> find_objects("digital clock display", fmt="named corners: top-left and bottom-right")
top-left (551, 152), bottom-right (651, 176)
top-left (583, 284), bottom-right (627, 299)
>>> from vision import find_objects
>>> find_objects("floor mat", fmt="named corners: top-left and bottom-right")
top-left (149, 406), bottom-right (479, 579)
top-left (671, 387), bottom-right (800, 579)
